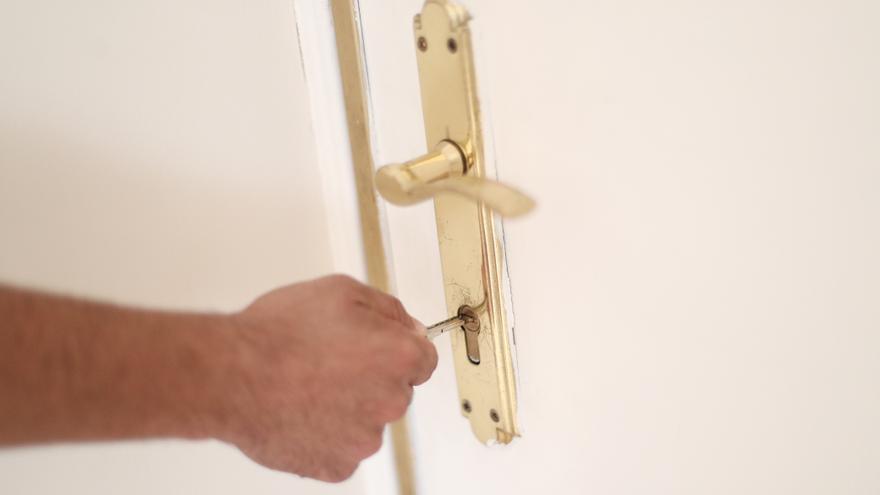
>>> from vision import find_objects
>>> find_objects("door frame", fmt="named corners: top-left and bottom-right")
top-left (291, 1), bottom-right (414, 493)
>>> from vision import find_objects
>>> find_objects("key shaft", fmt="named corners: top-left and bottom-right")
top-left (426, 316), bottom-right (465, 340)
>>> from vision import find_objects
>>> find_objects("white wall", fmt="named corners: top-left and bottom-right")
top-left (0, 1), bottom-right (363, 493)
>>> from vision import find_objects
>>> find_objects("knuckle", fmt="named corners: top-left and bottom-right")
top-left (396, 339), bottom-right (423, 368)
top-left (351, 432), bottom-right (384, 459)
top-left (425, 341), bottom-right (439, 370)
top-left (390, 297), bottom-right (408, 321)
top-left (324, 461), bottom-right (358, 482)
top-left (326, 273), bottom-right (357, 286)
top-left (378, 393), bottom-right (410, 421)
top-left (326, 274), bottom-right (362, 294)
top-left (331, 280), bottom-right (369, 307)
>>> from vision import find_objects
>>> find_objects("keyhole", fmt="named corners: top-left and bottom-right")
top-left (458, 305), bottom-right (481, 365)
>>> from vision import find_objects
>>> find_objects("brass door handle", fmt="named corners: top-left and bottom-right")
top-left (375, 141), bottom-right (535, 217)
top-left (375, 0), bottom-right (526, 444)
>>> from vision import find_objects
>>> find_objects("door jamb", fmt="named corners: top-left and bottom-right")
top-left (291, 1), bottom-right (417, 493)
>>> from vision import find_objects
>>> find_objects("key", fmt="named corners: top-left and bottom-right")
top-left (425, 306), bottom-right (480, 340)
top-left (426, 315), bottom-right (464, 340)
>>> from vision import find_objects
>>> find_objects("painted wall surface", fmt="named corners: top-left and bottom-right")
top-left (0, 1), bottom-right (363, 493)
top-left (360, 0), bottom-right (880, 494)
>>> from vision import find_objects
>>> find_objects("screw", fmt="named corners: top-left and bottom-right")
top-left (417, 36), bottom-right (428, 52)
top-left (447, 38), bottom-right (458, 53)
top-left (462, 400), bottom-right (472, 413)
top-left (489, 409), bottom-right (500, 423)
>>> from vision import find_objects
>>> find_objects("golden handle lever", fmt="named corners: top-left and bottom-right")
top-left (374, 0), bottom-right (527, 443)
top-left (375, 141), bottom-right (535, 217)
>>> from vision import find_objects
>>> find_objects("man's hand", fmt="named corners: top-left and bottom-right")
top-left (0, 275), bottom-right (437, 483)
top-left (220, 275), bottom-right (438, 482)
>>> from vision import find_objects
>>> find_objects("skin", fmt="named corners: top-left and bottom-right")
top-left (0, 275), bottom-right (437, 482)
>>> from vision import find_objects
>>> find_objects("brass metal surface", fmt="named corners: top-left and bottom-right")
top-left (376, 141), bottom-right (466, 206)
top-left (329, 0), bottom-right (417, 492)
top-left (425, 305), bottom-right (478, 340)
top-left (411, 0), bottom-right (521, 443)
top-left (376, 141), bottom-right (535, 217)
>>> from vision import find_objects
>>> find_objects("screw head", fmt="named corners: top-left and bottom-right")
top-left (417, 36), bottom-right (428, 52)
top-left (447, 38), bottom-right (458, 53)
top-left (462, 400), bottom-right (472, 413)
top-left (489, 409), bottom-right (500, 423)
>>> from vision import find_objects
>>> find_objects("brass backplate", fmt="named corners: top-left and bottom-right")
top-left (413, 0), bottom-right (519, 444)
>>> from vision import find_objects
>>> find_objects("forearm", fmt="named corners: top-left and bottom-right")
top-left (0, 275), bottom-right (436, 481)
top-left (0, 286), bottom-right (236, 446)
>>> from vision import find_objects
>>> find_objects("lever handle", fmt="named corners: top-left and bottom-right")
top-left (375, 141), bottom-right (535, 217)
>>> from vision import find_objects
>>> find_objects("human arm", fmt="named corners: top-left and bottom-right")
top-left (0, 275), bottom-right (437, 481)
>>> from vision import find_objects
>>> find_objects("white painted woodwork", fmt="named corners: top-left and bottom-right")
top-left (360, 1), bottom-right (880, 493)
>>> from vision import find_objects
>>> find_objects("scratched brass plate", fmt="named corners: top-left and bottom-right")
top-left (413, 0), bottom-right (519, 444)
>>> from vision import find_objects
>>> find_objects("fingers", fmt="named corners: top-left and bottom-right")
top-left (414, 335), bottom-right (439, 384)
top-left (410, 318), bottom-right (428, 337)
top-left (355, 309), bottom-right (438, 389)
top-left (397, 329), bottom-right (439, 386)
top-left (315, 460), bottom-right (360, 483)
top-left (364, 383), bottom-right (413, 423)
top-left (235, 274), bottom-right (440, 484)
top-left (378, 318), bottom-right (438, 385)
top-left (344, 279), bottom-right (415, 329)
top-left (361, 289), bottom-right (413, 329)
top-left (325, 275), bottom-right (440, 384)
top-left (324, 274), bottom-right (423, 335)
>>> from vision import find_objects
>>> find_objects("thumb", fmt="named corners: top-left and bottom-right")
top-left (410, 317), bottom-right (428, 336)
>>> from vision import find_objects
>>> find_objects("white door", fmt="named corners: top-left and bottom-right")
top-left (357, 0), bottom-right (880, 493)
